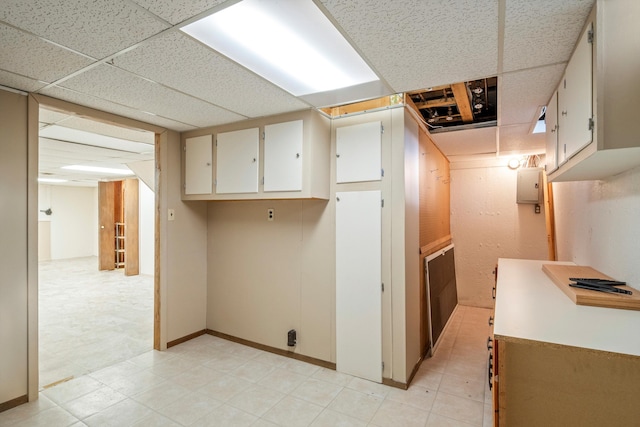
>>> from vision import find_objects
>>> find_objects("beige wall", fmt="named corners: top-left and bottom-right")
top-left (158, 130), bottom-right (208, 345)
top-left (0, 89), bottom-right (29, 405)
top-left (450, 160), bottom-right (548, 307)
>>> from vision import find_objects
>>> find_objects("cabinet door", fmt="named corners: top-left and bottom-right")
top-left (558, 23), bottom-right (593, 164)
top-left (185, 135), bottom-right (213, 195)
top-left (216, 128), bottom-right (259, 194)
top-left (545, 91), bottom-right (558, 173)
top-left (336, 190), bottom-right (382, 383)
top-left (264, 120), bottom-right (303, 192)
top-left (336, 121), bottom-right (382, 183)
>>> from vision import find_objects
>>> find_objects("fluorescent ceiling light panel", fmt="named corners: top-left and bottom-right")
top-left (181, 0), bottom-right (379, 96)
top-left (62, 165), bottom-right (134, 175)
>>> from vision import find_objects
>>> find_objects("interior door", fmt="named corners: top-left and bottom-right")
top-left (336, 190), bottom-right (382, 383)
top-left (98, 181), bottom-right (115, 270)
top-left (124, 178), bottom-right (139, 276)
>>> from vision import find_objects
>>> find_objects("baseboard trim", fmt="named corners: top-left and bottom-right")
top-left (167, 329), bottom-right (207, 348)
top-left (206, 329), bottom-right (336, 370)
top-left (382, 377), bottom-right (408, 390)
top-left (0, 394), bottom-right (28, 413)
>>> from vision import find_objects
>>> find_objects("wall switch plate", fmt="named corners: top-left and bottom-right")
top-left (267, 208), bottom-right (274, 221)
top-left (168, 209), bottom-right (175, 221)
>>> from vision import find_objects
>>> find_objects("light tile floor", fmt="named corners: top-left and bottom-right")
top-left (2, 299), bottom-right (494, 426)
top-left (38, 257), bottom-right (154, 388)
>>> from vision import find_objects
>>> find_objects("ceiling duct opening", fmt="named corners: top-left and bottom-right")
top-left (408, 76), bottom-right (498, 133)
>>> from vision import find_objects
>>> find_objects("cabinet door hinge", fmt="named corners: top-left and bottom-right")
top-left (381, 283), bottom-right (384, 292)
top-left (381, 125), bottom-right (384, 134)
top-left (261, 176), bottom-right (265, 185)
top-left (183, 145), bottom-right (186, 152)
top-left (382, 361), bottom-right (385, 370)
top-left (262, 131), bottom-right (266, 141)
top-left (381, 199), bottom-right (384, 208)
top-left (587, 28), bottom-right (594, 44)
top-left (381, 168), bottom-right (384, 178)
top-left (214, 179), bottom-right (217, 186)
top-left (588, 117), bottom-right (594, 132)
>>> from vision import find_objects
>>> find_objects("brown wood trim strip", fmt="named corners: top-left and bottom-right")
top-left (206, 329), bottom-right (336, 370)
top-left (167, 330), bottom-right (207, 348)
top-left (153, 133), bottom-right (161, 351)
top-left (0, 394), bottom-right (28, 413)
top-left (420, 236), bottom-right (453, 255)
top-left (382, 378), bottom-right (408, 390)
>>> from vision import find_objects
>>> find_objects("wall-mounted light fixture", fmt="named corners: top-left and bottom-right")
top-left (508, 158), bottom-right (521, 170)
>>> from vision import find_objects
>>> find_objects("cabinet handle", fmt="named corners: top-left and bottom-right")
top-left (487, 337), bottom-right (493, 351)
top-left (296, 153), bottom-right (300, 159)
top-left (488, 316), bottom-right (494, 326)
top-left (492, 286), bottom-right (496, 300)
top-left (561, 110), bottom-right (568, 116)
top-left (206, 162), bottom-right (211, 166)
top-left (252, 158), bottom-right (256, 163)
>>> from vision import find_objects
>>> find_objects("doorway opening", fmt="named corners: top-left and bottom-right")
top-left (37, 105), bottom-right (156, 389)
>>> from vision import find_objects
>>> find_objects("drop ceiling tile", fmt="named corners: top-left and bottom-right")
top-left (114, 31), bottom-right (309, 118)
top-left (498, 124), bottom-right (545, 155)
top-left (319, 0), bottom-right (499, 92)
top-left (40, 85), bottom-right (198, 132)
top-left (0, 0), bottom-right (169, 59)
top-left (503, 0), bottom-right (594, 72)
top-left (59, 116), bottom-right (155, 144)
top-left (0, 69), bottom-right (47, 93)
top-left (430, 127), bottom-right (497, 157)
top-left (57, 64), bottom-right (247, 128)
top-left (0, 23), bottom-right (95, 84)
top-left (131, 0), bottom-right (227, 25)
top-left (500, 63), bottom-right (565, 126)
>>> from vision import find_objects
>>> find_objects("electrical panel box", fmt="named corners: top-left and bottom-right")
top-left (517, 168), bottom-right (542, 204)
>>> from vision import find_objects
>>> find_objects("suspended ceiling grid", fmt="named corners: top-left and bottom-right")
top-left (0, 0), bottom-right (595, 159)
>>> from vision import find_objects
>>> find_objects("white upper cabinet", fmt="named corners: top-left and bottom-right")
top-left (557, 22), bottom-right (593, 165)
top-left (182, 110), bottom-right (330, 200)
top-left (336, 121), bottom-right (382, 183)
top-left (184, 134), bottom-right (212, 195)
top-left (216, 128), bottom-right (259, 194)
top-left (547, 0), bottom-right (640, 182)
top-left (264, 120), bottom-right (303, 192)
top-left (545, 91), bottom-right (558, 173)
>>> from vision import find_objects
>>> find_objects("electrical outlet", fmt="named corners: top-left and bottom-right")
top-left (267, 208), bottom-right (274, 221)
top-left (168, 209), bottom-right (175, 221)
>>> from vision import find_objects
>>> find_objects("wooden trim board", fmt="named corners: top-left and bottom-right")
top-left (542, 264), bottom-right (640, 310)
top-left (0, 395), bottom-right (28, 413)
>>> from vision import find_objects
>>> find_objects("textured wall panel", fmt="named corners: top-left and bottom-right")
top-left (503, 0), bottom-right (594, 72)
top-left (0, 0), bottom-right (169, 58)
top-left (115, 32), bottom-right (307, 118)
top-left (319, 0), bottom-right (499, 92)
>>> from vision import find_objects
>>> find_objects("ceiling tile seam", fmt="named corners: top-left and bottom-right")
top-left (44, 84), bottom-right (200, 129)
top-left (0, 19), bottom-right (98, 62)
top-left (501, 61), bottom-right (568, 76)
top-left (123, 0), bottom-right (174, 27)
top-left (105, 62), bottom-right (253, 120)
top-left (311, 0), bottom-right (394, 94)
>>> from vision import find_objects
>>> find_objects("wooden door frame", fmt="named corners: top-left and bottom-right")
top-left (28, 94), bottom-right (166, 401)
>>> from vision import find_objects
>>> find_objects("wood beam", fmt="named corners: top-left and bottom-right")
top-left (451, 82), bottom-right (474, 123)
top-left (413, 98), bottom-right (457, 109)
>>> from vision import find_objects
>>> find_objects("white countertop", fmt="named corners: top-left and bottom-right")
top-left (494, 258), bottom-right (640, 357)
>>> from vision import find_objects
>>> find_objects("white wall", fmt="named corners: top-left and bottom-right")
top-left (40, 185), bottom-right (98, 260)
top-left (451, 161), bottom-right (548, 308)
top-left (553, 165), bottom-right (640, 287)
top-left (138, 180), bottom-right (154, 276)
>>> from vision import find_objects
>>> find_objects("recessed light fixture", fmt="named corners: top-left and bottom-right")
top-left (38, 178), bottom-right (68, 183)
top-left (62, 165), bottom-right (134, 175)
top-left (181, 0), bottom-right (379, 96)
